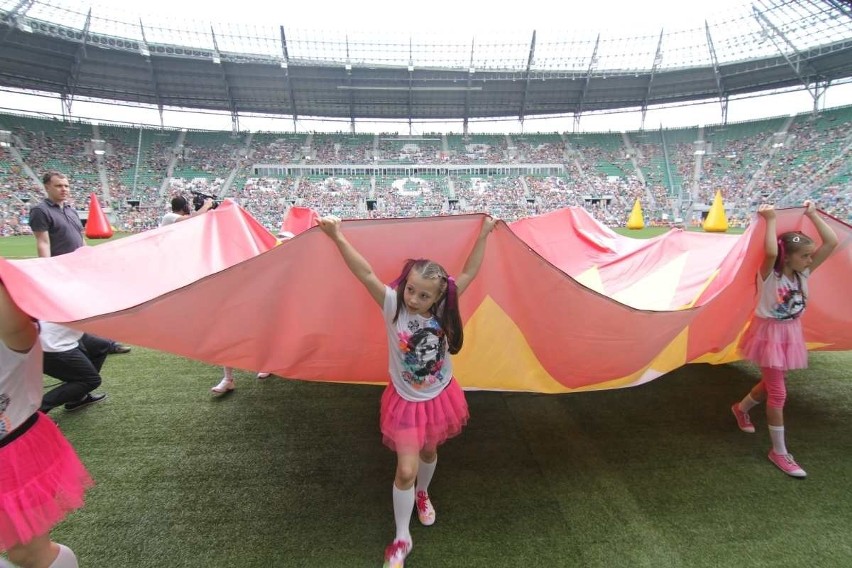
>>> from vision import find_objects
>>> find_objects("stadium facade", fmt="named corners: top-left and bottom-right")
top-left (1, 0), bottom-right (851, 132)
top-left (0, 0), bottom-right (850, 232)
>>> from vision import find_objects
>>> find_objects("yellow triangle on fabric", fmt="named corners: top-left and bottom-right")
top-left (690, 336), bottom-right (743, 365)
top-left (572, 326), bottom-right (691, 391)
top-left (455, 296), bottom-right (694, 393)
top-left (455, 296), bottom-right (569, 393)
top-left (679, 269), bottom-right (720, 310)
top-left (611, 252), bottom-right (689, 310)
top-left (574, 265), bottom-right (606, 295)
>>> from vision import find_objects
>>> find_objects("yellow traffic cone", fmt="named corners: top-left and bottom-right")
top-left (627, 199), bottom-right (644, 230)
top-left (703, 190), bottom-right (729, 233)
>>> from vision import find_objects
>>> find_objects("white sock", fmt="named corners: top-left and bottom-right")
top-left (415, 457), bottom-right (437, 495)
top-left (392, 484), bottom-right (414, 544)
top-left (50, 544), bottom-right (79, 568)
top-left (739, 394), bottom-right (759, 413)
top-left (769, 425), bottom-right (788, 455)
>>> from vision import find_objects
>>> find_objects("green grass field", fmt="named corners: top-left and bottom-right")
top-left (0, 234), bottom-right (128, 258)
top-left (2, 228), bottom-right (849, 568)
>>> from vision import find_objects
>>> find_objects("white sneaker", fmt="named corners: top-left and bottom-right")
top-left (211, 377), bottom-right (235, 395)
top-left (256, 372), bottom-right (271, 379)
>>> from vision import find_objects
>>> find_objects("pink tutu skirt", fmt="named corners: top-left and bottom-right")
top-left (0, 413), bottom-right (93, 551)
top-left (739, 316), bottom-right (808, 371)
top-left (380, 378), bottom-right (469, 453)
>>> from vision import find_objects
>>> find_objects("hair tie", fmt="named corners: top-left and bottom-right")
top-left (775, 237), bottom-right (786, 273)
top-left (389, 263), bottom-right (412, 289)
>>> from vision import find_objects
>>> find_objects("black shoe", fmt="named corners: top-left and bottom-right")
top-left (109, 343), bottom-right (131, 354)
top-left (64, 393), bottom-right (107, 411)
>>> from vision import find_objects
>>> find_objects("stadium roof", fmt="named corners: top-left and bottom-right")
top-left (1, 0), bottom-right (851, 125)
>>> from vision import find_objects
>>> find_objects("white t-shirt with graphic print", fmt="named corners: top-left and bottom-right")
top-left (755, 269), bottom-right (809, 320)
top-left (383, 286), bottom-right (453, 402)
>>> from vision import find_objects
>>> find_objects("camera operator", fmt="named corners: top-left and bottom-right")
top-left (160, 194), bottom-right (213, 227)
top-left (191, 190), bottom-right (220, 212)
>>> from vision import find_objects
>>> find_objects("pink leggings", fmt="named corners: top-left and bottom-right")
top-left (760, 367), bottom-right (786, 409)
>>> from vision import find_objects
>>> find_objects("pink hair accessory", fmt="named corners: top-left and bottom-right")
top-left (447, 276), bottom-right (457, 306)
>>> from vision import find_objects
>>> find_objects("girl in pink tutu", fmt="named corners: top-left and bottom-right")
top-left (0, 281), bottom-right (93, 567)
top-left (318, 215), bottom-right (496, 568)
top-left (731, 202), bottom-right (838, 478)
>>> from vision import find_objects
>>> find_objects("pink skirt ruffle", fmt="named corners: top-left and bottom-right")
top-left (0, 413), bottom-right (93, 550)
top-left (380, 378), bottom-right (469, 453)
top-left (739, 316), bottom-right (808, 371)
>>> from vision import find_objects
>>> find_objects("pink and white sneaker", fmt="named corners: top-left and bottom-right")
top-left (731, 403), bottom-right (755, 433)
top-left (256, 372), bottom-right (271, 380)
top-left (382, 539), bottom-right (412, 568)
top-left (415, 490), bottom-right (436, 526)
top-left (768, 450), bottom-right (807, 478)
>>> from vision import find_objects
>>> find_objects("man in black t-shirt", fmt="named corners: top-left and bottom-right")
top-left (28, 171), bottom-right (85, 258)
top-left (28, 171), bottom-right (131, 355)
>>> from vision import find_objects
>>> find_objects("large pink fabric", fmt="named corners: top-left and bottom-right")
top-left (0, 201), bottom-right (848, 393)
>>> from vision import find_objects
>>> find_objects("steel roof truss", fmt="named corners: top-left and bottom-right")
top-left (576, 33), bottom-right (600, 117)
top-left (210, 26), bottom-right (238, 131)
top-left (139, 19), bottom-right (164, 123)
top-left (62, 7), bottom-right (91, 115)
top-left (640, 29), bottom-right (664, 130)
top-left (752, 5), bottom-right (820, 102)
top-left (704, 21), bottom-right (728, 123)
top-left (519, 31), bottom-right (537, 123)
top-left (279, 26), bottom-right (298, 124)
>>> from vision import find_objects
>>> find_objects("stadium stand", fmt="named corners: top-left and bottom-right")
top-left (1, 106), bottom-right (849, 236)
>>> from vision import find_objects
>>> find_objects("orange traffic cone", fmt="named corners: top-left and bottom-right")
top-left (85, 192), bottom-right (114, 239)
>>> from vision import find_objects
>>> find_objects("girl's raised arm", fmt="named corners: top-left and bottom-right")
top-left (757, 204), bottom-right (777, 280)
top-left (318, 216), bottom-right (386, 307)
top-left (456, 216), bottom-right (497, 296)
top-left (804, 201), bottom-right (838, 274)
